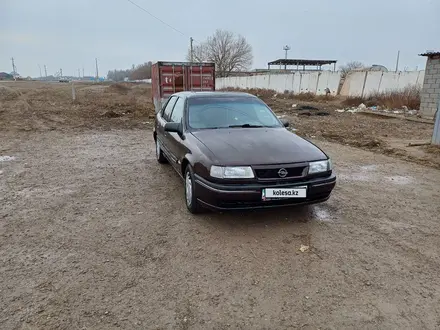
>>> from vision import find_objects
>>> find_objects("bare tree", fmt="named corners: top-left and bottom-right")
top-left (129, 61), bottom-right (153, 80)
top-left (187, 29), bottom-right (253, 77)
top-left (340, 61), bottom-right (364, 78)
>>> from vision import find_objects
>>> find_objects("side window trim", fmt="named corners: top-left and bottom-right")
top-left (162, 96), bottom-right (177, 122)
top-left (169, 97), bottom-right (185, 124)
top-left (160, 97), bottom-right (171, 116)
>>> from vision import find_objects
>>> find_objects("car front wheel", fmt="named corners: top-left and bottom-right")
top-left (155, 138), bottom-right (167, 164)
top-left (184, 165), bottom-right (202, 214)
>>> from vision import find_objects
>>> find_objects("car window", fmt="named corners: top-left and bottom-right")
top-left (162, 96), bottom-right (178, 121)
top-left (187, 97), bottom-right (282, 129)
top-left (170, 97), bottom-right (185, 123)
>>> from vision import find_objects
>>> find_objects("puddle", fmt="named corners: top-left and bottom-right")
top-left (385, 176), bottom-right (413, 185)
top-left (339, 164), bottom-right (379, 182)
top-left (311, 205), bottom-right (333, 222)
top-left (0, 156), bottom-right (16, 162)
top-left (339, 173), bottom-right (375, 182)
top-left (360, 165), bottom-right (378, 171)
top-left (340, 164), bottom-right (413, 186)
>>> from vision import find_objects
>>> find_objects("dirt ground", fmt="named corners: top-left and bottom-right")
top-left (261, 94), bottom-right (440, 170)
top-left (1, 129), bottom-right (440, 329)
top-left (0, 81), bottom-right (154, 132)
top-left (3, 81), bottom-right (436, 168)
top-left (1, 82), bottom-right (440, 329)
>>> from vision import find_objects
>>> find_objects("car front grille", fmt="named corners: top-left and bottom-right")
top-left (253, 165), bottom-right (307, 180)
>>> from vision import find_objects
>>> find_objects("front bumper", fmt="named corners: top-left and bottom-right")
top-left (194, 174), bottom-right (336, 211)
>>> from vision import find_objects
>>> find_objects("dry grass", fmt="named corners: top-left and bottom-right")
top-left (219, 87), bottom-right (277, 98)
top-left (218, 87), bottom-right (336, 102)
top-left (425, 144), bottom-right (440, 155)
top-left (342, 85), bottom-right (420, 109)
top-left (0, 81), bottom-right (154, 131)
top-left (107, 82), bottom-right (132, 94)
top-left (291, 92), bottom-right (336, 102)
top-left (0, 85), bottom-right (21, 101)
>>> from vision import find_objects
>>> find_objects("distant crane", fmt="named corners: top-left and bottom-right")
top-left (11, 57), bottom-right (18, 78)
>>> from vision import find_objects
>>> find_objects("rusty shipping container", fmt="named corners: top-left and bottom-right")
top-left (151, 61), bottom-right (215, 113)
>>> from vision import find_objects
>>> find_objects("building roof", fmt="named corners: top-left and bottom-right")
top-left (419, 52), bottom-right (440, 57)
top-left (268, 59), bottom-right (337, 66)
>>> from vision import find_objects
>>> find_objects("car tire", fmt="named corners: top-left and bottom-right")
top-left (184, 164), bottom-right (202, 214)
top-left (155, 138), bottom-right (167, 164)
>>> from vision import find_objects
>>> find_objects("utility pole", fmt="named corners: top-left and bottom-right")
top-left (190, 37), bottom-right (194, 62)
top-left (395, 50), bottom-right (400, 72)
top-left (60, 68), bottom-right (63, 78)
top-left (38, 65), bottom-right (42, 78)
top-left (44, 65), bottom-right (47, 77)
top-left (82, 67), bottom-right (85, 78)
top-left (283, 45), bottom-right (291, 70)
top-left (78, 68), bottom-right (81, 79)
top-left (95, 58), bottom-right (99, 81)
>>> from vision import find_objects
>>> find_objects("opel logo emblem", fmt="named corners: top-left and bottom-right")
top-left (278, 168), bottom-right (288, 178)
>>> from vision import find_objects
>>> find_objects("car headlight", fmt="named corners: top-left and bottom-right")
top-left (210, 166), bottom-right (254, 179)
top-left (308, 159), bottom-right (332, 174)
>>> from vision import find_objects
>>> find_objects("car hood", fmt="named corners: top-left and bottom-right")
top-left (191, 128), bottom-right (327, 165)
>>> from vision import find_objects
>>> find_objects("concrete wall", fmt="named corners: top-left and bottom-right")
top-left (339, 71), bottom-right (425, 97)
top-left (216, 71), bottom-right (342, 95)
top-left (420, 56), bottom-right (440, 118)
top-left (216, 70), bottom-right (427, 99)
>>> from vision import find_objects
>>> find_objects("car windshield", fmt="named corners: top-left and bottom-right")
top-left (187, 96), bottom-right (283, 129)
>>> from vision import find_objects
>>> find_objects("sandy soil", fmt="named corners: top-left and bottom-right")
top-left (1, 81), bottom-right (438, 170)
top-left (1, 128), bottom-right (440, 329)
top-left (263, 94), bottom-right (440, 169)
top-left (1, 81), bottom-right (440, 329)
top-left (0, 81), bottom-right (154, 132)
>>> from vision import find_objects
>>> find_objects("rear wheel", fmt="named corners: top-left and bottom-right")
top-left (155, 138), bottom-right (167, 164)
top-left (184, 165), bottom-right (202, 214)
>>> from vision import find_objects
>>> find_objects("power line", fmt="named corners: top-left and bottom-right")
top-left (126, 0), bottom-right (186, 37)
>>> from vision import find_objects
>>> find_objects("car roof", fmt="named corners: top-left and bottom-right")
top-left (172, 91), bottom-right (257, 99)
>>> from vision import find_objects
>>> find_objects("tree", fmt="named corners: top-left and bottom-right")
top-left (129, 61), bottom-right (153, 80)
top-left (187, 29), bottom-right (253, 77)
top-left (107, 69), bottom-right (132, 81)
top-left (340, 61), bottom-right (364, 78)
top-left (107, 61), bottom-right (153, 81)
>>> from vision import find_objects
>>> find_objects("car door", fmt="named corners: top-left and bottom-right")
top-left (166, 96), bottom-right (187, 172)
top-left (156, 96), bottom-right (178, 160)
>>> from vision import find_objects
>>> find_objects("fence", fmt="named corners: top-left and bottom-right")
top-left (339, 71), bottom-right (425, 97)
top-left (216, 71), bottom-right (341, 95)
top-left (216, 70), bottom-right (425, 97)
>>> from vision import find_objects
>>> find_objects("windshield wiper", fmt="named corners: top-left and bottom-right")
top-left (228, 124), bottom-right (264, 128)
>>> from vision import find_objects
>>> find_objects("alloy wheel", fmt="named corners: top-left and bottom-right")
top-left (185, 171), bottom-right (192, 207)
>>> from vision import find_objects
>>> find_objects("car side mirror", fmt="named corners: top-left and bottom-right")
top-left (281, 119), bottom-right (290, 127)
top-left (164, 122), bottom-right (183, 135)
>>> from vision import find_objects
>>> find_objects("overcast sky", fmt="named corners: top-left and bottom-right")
top-left (1, 0), bottom-right (438, 77)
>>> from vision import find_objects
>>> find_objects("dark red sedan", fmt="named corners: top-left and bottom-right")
top-left (153, 91), bottom-right (336, 213)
